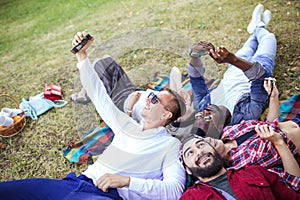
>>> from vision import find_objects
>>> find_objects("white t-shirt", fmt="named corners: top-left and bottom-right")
top-left (211, 65), bottom-right (251, 114)
top-left (77, 58), bottom-right (186, 200)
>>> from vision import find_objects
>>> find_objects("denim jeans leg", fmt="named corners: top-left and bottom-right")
top-left (249, 27), bottom-right (276, 103)
top-left (251, 27), bottom-right (276, 76)
top-left (0, 176), bottom-right (78, 199)
top-left (235, 34), bottom-right (258, 60)
top-left (233, 28), bottom-right (277, 122)
top-left (190, 76), bottom-right (211, 111)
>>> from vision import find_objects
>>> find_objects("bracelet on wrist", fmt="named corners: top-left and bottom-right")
top-left (189, 48), bottom-right (207, 59)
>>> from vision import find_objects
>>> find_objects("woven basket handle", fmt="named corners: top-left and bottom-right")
top-left (0, 94), bottom-right (20, 109)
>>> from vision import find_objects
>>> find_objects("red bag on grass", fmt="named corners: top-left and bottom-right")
top-left (44, 85), bottom-right (62, 101)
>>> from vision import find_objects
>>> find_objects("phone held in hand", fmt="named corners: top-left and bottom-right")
top-left (264, 77), bottom-right (276, 84)
top-left (70, 34), bottom-right (92, 54)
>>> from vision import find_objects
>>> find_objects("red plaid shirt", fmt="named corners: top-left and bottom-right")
top-left (180, 165), bottom-right (300, 200)
top-left (222, 118), bottom-right (300, 191)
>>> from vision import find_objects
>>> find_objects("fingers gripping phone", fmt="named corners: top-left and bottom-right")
top-left (70, 34), bottom-right (92, 54)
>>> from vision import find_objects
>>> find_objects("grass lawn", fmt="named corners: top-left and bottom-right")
top-left (0, 0), bottom-right (299, 181)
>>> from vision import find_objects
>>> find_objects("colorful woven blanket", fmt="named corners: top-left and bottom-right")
top-left (279, 94), bottom-right (300, 122)
top-left (62, 76), bottom-right (300, 164)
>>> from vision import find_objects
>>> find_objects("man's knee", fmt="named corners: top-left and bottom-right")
top-left (93, 56), bottom-right (115, 71)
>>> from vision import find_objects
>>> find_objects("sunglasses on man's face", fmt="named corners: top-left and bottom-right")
top-left (147, 92), bottom-right (170, 111)
top-left (147, 92), bottom-right (160, 104)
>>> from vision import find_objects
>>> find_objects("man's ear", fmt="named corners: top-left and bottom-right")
top-left (164, 111), bottom-right (173, 120)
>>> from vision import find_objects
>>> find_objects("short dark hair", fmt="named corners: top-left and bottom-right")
top-left (165, 88), bottom-right (186, 125)
top-left (180, 134), bottom-right (204, 149)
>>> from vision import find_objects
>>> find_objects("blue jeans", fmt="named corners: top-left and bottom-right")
top-left (190, 27), bottom-right (276, 125)
top-left (0, 172), bottom-right (122, 200)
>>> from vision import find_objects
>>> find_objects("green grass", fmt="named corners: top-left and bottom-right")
top-left (0, 0), bottom-right (299, 181)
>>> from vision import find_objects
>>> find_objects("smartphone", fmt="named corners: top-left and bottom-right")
top-left (70, 34), bottom-right (92, 54)
top-left (264, 77), bottom-right (276, 83)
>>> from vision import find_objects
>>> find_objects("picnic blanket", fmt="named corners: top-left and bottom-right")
top-left (279, 94), bottom-right (300, 122)
top-left (62, 75), bottom-right (300, 164)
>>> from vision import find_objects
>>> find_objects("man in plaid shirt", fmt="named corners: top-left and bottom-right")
top-left (180, 135), bottom-right (300, 199)
top-left (180, 134), bottom-right (300, 200)
top-left (184, 70), bottom-right (300, 192)
top-left (219, 117), bottom-right (300, 191)
top-left (188, 76), bottom-right (300, 192)
top-left (178, 4), bottom-right (300, 192)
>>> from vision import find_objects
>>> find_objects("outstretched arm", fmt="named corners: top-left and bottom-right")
top-left (73, 32), bottom-right (140, 135)
top-left (256, 124), bottom-right (300, 177)
top-left (209, 46), bottom-right (253, 71)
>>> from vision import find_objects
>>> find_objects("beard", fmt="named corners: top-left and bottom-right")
top-left (189, 151), bottom-right (223, 179)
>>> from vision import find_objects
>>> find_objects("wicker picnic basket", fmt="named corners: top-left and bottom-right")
top-left (0, 94), bottom-right (26, 137)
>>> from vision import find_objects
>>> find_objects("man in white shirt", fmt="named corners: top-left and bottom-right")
top-left (0, 32), bottom-right (187, 200)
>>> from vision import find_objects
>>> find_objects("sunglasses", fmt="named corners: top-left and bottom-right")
top-left (147, 92), bottom-right (160, 104)
top-left (147, 92), bottom-right (170, 111)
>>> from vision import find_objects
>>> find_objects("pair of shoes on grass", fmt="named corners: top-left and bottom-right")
top-left (247, 3), bottom-right (272, 34)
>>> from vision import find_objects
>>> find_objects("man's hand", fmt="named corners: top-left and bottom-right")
top-left (264, 77), bottom-right (278, 98)
top-left (194, 41), bottom-right (215, 52)
top-left (95, 173), bottom-right (130, 192)
top-left (190, 41), bottom-right (215, 57)
top-left (209, 46), bottom-right (235, 64)
top-left (72, 31), bottom-right (94, 61)
top-left (264, 77), bottom-right (280, 121)
top-left (256, 124), bottom-right (300, 177)
top-left (124, 91), bottom-right (142, 116)
top-left (255, 124), bottom-right (284, 146)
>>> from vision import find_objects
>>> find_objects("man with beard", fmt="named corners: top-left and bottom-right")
top-left (179, 76), bottom-right (300, 192)
top-left (180, 135), bottom-right (300, 199)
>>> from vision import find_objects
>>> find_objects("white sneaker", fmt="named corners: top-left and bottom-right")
top-left (262, 10), bottom-right (272, 27)
top-left (70, 88), bottom-right (91, 104)
top-left (247, 4), bottom-right (264, 34)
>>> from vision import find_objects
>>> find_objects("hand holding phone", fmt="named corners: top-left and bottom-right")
top-left (70, 34), bottom-right (92, 54)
